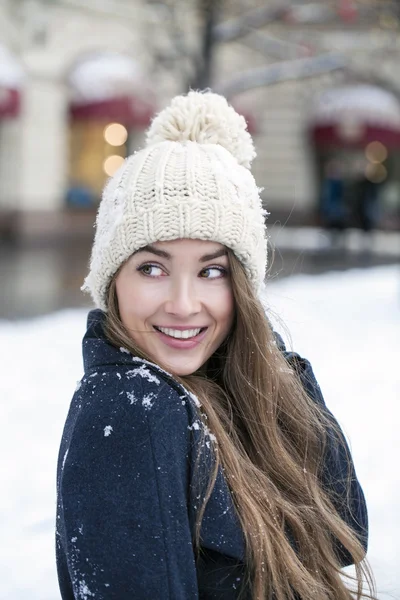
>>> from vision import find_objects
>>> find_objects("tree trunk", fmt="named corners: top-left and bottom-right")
top-left (190, 0), bottom-right (220, 90)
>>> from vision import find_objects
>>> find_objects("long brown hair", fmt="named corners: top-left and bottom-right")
top-left (104, 251), bottom-right (375, 600)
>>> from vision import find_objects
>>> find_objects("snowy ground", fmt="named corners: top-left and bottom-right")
top-left (1, 265), bottom-right (398, 599)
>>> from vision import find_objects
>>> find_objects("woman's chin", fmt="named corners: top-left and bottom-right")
top-left (154, 353), bottom-right (207, 378)
top-left (162, 361), bottom-right (202, 377)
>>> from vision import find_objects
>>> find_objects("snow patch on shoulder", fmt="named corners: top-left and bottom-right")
top-left (126, 358), bottom-right (202, 413)
top-left (142, 393), bottom-right (155, 410)
top-left (126, 391), bottom-right (137, 405)
top-left (103, 425), bottom-right (113, 437)
top-left (137, 357), bottom-right (174, 379)
top-left (134, 360), bottom-right (203, 410)
top-left (179, 387), bottom-right (201, 408)
top-left (186, 390), bottom-right (201, 408)
top-left (126, 365), bottom-right (160, 385)
top-left (78, 579), bottom-right (94, 598)
top-left (188, 421), bottom-right (201, 431)
top-left (204, 426), bottom-right (217, 443)
top-left (61, 449), bottom-right (69, 470)
top-left (188, 416), bottom-right (217, 446)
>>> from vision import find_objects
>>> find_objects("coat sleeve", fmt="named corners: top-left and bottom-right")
top-left (56, 368), bottom-right (199, 600)
top-left (283, 348), bottom-right (369, 567)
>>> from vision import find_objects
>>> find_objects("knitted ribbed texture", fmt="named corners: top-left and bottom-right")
top-left (82, 92), bottom-right (268, 310)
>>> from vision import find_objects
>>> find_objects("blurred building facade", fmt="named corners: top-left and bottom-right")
top-left (0, 0), bottom-right (399, 242)
top-left (223, 8), bottom-right (400, 231)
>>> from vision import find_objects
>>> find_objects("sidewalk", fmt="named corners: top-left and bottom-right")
top-left (268, 226), bottom-right (400, 256)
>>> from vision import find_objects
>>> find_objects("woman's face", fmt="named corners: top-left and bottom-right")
top-left (115, 239), bottom-right (235, 376)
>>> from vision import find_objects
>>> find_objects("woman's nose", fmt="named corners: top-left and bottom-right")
top-left (164, 280), bottom-right (201, 317)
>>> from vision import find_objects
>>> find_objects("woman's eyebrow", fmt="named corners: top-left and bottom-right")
top-left (200, 249), bottom-right (228, 262)
top-left (135, 245), bottom-right (171, 259)
top-left (135, 245), bottom-right (227, 262)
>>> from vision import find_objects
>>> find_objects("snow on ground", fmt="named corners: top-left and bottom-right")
top-left (0, 265), bottom-right (398, 599)
top-left (266, 265), bottom-right (400, 599)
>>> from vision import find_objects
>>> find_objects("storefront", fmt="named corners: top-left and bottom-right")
top-left (309, 84), bottom-right (400, 230)
top-left (67, 52), bottom-right (156, 207)
top-left (0, 45), bottom-right (24, 237)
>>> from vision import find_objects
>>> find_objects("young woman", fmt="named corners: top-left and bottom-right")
top-left (56, 91), bottom-right (375, 600)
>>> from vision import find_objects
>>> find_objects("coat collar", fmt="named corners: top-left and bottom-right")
top-left (82, 310), bottom-right (179, 386)
top-left (83, 309), bottom-right (139, 372)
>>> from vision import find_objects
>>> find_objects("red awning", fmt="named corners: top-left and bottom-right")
top-left (0, 87), bottom-right (20, 118)
top-left (69, 95), bottom-right (154, 127)
top-left (309, 85), bottom-right (400, 149)
top-left (68, 52), bottom-right (156, 128)
top-left (311, 123), bottom-right (400, 149)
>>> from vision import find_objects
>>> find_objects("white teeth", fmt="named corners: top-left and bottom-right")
top-left (157, 327), bottom-right (202, 339)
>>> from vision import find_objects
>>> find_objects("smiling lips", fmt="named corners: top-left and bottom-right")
top-left (153, 326), bottom-right (208, 349)
top-left (155, 326), bottom-right (203, 339)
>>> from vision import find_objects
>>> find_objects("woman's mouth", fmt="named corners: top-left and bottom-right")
top-left (153, 326), bottom-right (208, 349)
top-left (154, 326), bottom-right (205, 339)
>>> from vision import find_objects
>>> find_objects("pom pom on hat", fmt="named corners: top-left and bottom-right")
top-left (146, 90), bottom-right (256, 169)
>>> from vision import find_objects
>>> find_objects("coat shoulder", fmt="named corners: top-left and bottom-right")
top-left (76, 360), bottom-right (199, 419)
top-left (61, 360), bottom-right (204, 470)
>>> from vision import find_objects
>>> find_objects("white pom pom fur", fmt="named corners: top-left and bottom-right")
top-left (146, 90), bottom-right (256, 169)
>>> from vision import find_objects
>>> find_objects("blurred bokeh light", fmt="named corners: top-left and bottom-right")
top-left (103, 154), bottom-right (125, 177)
top-left (103, 123), bottom-right (128, 147)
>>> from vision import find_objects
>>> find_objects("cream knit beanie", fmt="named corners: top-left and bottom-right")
top-left (82, 91), bottom-right (268, 311)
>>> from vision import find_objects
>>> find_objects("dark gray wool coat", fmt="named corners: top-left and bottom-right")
top-left (56, 309), bottom-right (368, 600)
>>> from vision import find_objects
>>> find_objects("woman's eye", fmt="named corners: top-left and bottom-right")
top-left (137, 264), bottom-right (164, 277)
top-left (200, 266), bottom-right (226, 279)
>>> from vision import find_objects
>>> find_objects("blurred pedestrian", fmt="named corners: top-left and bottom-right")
top-left (353, 175), bottom-right (380, 233)
top-left (56, 91), bottom-right (375, 599)
top-left (320, 159), bottom-right (347, 245)
top-left (66, 181), bottom-right (95, 208)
